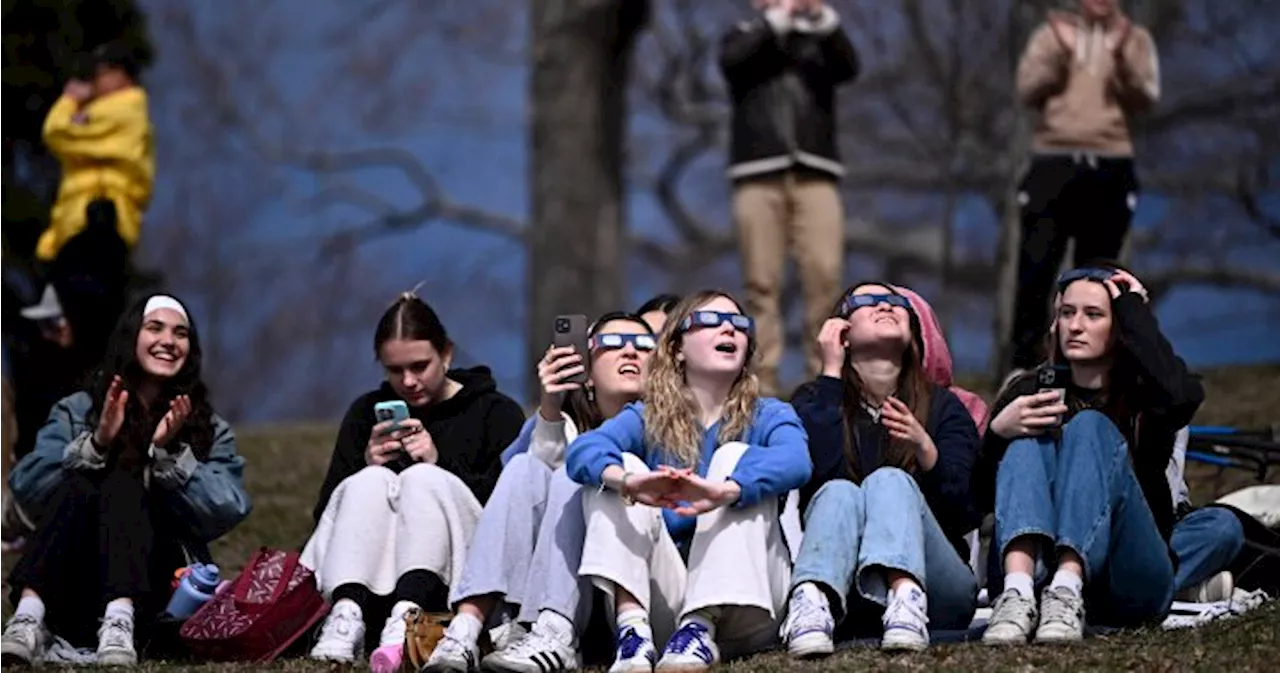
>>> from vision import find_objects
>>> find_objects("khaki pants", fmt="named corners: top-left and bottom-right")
top-left (578, 443), bottom-right (791, 657)
top-left (733, 174), bottom-right (844, 395)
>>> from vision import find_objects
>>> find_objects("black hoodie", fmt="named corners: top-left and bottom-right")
top-left (313, 366), bottom-right (526, 522)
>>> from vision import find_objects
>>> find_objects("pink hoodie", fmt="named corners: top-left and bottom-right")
top-left (893, 286), bottom-right (990, 433)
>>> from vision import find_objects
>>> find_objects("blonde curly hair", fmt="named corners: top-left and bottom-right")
top-left (642, 290), bottom-right (760, 467)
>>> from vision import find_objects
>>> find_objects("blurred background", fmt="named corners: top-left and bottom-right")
top-left (4, 0), bottom-right (1278, 423)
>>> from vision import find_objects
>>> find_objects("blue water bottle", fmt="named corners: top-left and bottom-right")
top-left (165, 563), bottom-right (220, 619)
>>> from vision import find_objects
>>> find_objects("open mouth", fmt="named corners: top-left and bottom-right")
top-left (618, 363), bottom-right (641, 376)
top-left (875, 315), bottom-right (898, 325)
top-left (714, 342), bottom-right (738, 354)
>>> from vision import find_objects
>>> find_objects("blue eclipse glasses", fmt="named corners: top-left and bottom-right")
top-left (1056, 267), bottom-right (1115, 289)
top-left (677, 311), bottom-right (755, 335)
top-left (591, 333), bottom-right (657, 352)
top-left (837, 293), bottom-right (911, 318)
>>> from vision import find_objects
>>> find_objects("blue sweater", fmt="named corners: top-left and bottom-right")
top-left (791, 377), bottom-right (980, 557)
top-left (566, 397), bottom-right (811, 543)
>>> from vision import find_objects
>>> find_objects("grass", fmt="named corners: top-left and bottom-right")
top-left (4, 364), bottom-right (1279, 671)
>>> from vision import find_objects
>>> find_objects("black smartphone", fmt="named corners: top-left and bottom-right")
top-left (1037, 364), bottom-right (1072, 425)
top-left (553, 314), bottom-right (590, 385)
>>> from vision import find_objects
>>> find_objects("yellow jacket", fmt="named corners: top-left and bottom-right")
top-left (38, 87), bottom-right (155, 261)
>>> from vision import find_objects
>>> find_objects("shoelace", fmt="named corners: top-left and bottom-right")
top-left (786, 595), bottom-right (832, 636)
top-left (99, 617), bottom-right (132, 646)
top-left (1040, 588), bottom-right (1081, 625)
top-left (665, 623), bottom-right (712, 659)
top-left (884, 595), bottom-right (929, 629)
top-left (991, 592), bottom-right (1036, 626)
top-left (6, 614), bottom-right (40, 640)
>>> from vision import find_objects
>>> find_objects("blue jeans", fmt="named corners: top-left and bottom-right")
top-left (791, 468), bottom-right (978, 630)
top-left (1170, 507), bottom-right (1245, 592)
top-left (994, 411), bottom-right (1174, 626)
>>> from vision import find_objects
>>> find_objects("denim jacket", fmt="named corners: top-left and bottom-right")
top-left (8, 391), bottom-right (252, 542)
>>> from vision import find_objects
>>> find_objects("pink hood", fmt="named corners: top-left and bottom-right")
top-left (894, 285), bottom-right (990, 433)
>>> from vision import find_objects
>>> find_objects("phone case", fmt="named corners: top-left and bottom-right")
top-left (552, 314), bottom-right (590, 385)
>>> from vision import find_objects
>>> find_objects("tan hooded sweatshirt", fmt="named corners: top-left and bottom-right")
top-left (1017, 11), bottom-right (1160, 156)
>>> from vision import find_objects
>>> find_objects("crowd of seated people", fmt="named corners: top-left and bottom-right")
top-left (1, 261), bottom-right (1251, 671)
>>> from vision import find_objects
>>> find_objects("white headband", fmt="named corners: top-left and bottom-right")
top-left (144, 295), bottom-right (189, 324)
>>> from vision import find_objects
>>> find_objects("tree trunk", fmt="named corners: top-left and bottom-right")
top-left (526, 0), bottom-right (648, 400)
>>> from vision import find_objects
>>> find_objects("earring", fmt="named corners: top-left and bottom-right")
top-left (586, 386), bottom-right (595, 403)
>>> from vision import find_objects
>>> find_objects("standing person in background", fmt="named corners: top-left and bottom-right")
top-left (40, 41), bottom-right (155, 370)
top-left (1007, 0), bottom-right (1159, 376)
top-left (719, 0), bottom-right (859, 396)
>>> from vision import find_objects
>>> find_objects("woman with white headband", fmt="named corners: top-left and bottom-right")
top-left (3, 294), bottom-right (251, 667)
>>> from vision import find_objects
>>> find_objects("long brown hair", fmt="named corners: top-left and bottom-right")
top-left (642, 290), bottom-right (759, 467)
top-left (832, 283), bottom-right (932, 482)
top-left (1044, 259), bottom-right (1141, 444)
top-left (562, 311), bottom-right (654, 431)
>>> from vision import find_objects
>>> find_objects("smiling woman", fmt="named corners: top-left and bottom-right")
top-left (3, 294), bottom-right (250, 666)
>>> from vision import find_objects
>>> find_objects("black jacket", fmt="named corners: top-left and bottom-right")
top-left (791, 378), bottom-right (981, 561)
top-left (313, 366), bottom-right (525, 522)
top-left (973, 292), bottom-right (1204, 544)
top-left (719, 7), bottom-right (859, 181)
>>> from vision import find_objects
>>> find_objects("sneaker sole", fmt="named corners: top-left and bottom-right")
top-left (1, 652), bottom-right (35, 668)
top-left (1033, 632), bottom-right (1083, 645)
top-left (788, 632), bottom-right (834, 659)
top-left (98, 650), bottom-right (138, 667)
top-left (881, 637), bottom-right (928, 653)
top-left (483, 653), bottom-right (580, 673)
top-left (654, 665), bottom-right (713, 673)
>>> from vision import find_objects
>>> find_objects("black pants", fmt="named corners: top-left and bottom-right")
top-left (7, 470), bottom-right (189, 647)
top-left (45, 199), bottom-right (131, 369)
top-left (1009, 154), bottom-right (1139, 370)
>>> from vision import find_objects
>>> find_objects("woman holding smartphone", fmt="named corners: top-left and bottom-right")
top-left (567, 290), bottom-right (810, 673)
top-left (978, 263), bottom-right (1203, 646)
top-left (303, 291), bottom-right (525, 666)
top-left (424, 311), bottom-right (657, 673)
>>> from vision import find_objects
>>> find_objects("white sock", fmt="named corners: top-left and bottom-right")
top-left (104, 599), bottom-right (134, 622)
top-left (533, 609), bottom-right (575, 647)
top-left (616, 608), bottom-right (652, 641)
top-left (382, 601), bottom-right (418, 645)
top-left (1004, 572), bottom-right (1035, 598)
top-left (447, 612), bottom-right (484, 646)
top-left (891, 580), bottom-right (927, 611)
top-left (680, 607), bottom-right (720, 642)
top-left (14, 595), bottom-right (45, 622)
top-left (1049, 569), bottom-right (1083, 597)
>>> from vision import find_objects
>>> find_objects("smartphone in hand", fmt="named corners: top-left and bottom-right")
top-left (374, 400), bottom-right (411, 435)
top-left (1037, 364), bottom-right (1071, 426)
top-left (553, 314), bottom-right (590, 385)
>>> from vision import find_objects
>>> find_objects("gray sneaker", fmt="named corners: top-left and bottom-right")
top-left (1176, 571), bottom-right (1234, 604)
top-left (982, 589), bottom-right (1038, 646)
top-left (1, 613), bottom-right (47, 665)
top-left (97, 614), bottom-right (138, 666)
top-left (1034, 586), bottom-right (1085, 644)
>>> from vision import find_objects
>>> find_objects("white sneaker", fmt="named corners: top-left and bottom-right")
top-left (1177, 571), bottom-right (1234, 603)
top-left (424, 633), bottom-right (481, 673)
top-left (608, 625), bottom-right (657, 673)
top-left (488, 616), bottom-right (529, 654)
top-left (655, 622), bottom-right (718, 672)
top-left (1, 614), bottom-right (47, 665)
top-left (881, 586), bottom-right (929, 652)
top-left (310, 599), bottom-right (366, 662)
top-left (97, 614), bottom-right (138, 667)
top-left (781, 586), bottom-right (835, 658)
top-left (483, 629), bottom-right (579, 672)
top-left (982, 589), bottom-right (1038, 646)
top-left (1034, 586), bottom-right (1084, 644)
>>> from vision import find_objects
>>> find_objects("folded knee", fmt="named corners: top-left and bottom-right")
top-left (862, 466), bottom-right (917, 493)
top-left (806, 479), bottom-right (864, 518)
top-left (708, 441), bottom-right (749, 475)
top-left (503, 452), bottom-right (551, 479)
top-left (343, 464), bottom-right (397, 495)
top-left (1062, 410), bottom-right (1126, 455)
top-left (399, 462), bottom-right (455, 490)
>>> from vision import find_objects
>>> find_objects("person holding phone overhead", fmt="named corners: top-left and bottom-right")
top-left (425, 312), bottom-right (657, 673)
top-left (719, 0), bottom-right (859, 396)
top-left (303, 291), bottom-right (525, 667)
top-left (567, 290), bottom-right (811, 672)
top-left (780, 284), bottom-right (980, 656)
top-left (976, 262), bottom-right (1202, 646)
top-left (2, 295), bottom-right (249, 667)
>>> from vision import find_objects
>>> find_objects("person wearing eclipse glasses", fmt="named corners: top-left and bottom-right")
top-left (976, 262), bottom-right (1202, 646)
top-left (566, 290), bottom-right (811, 673)
top-left (780, 284), bottom-right (981, 655)
top-left (426, 312), bottom-right (659, 673)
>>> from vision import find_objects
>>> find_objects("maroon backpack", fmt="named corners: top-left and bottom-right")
top-left (179, 547), bottom-right (329, 662)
